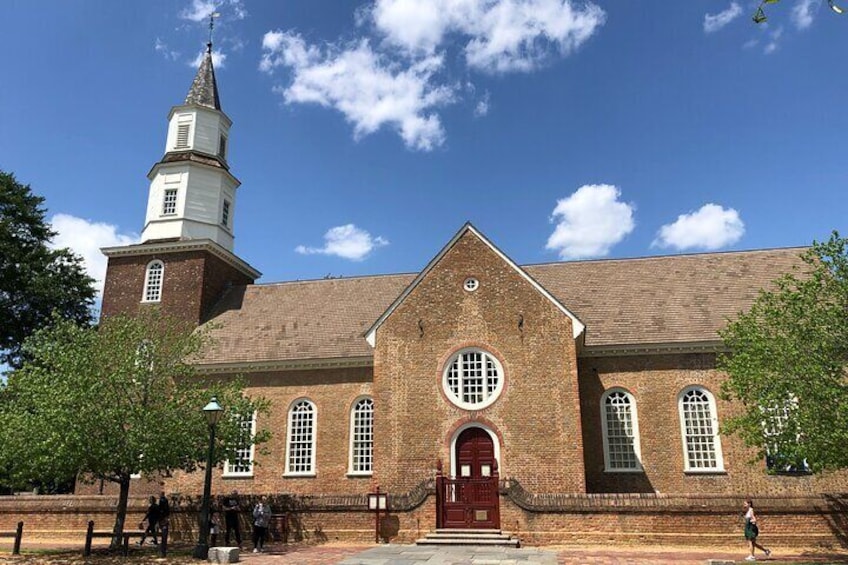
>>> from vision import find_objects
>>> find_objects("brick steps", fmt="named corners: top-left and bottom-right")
top-left (415, 528), bottom-right (520, 547)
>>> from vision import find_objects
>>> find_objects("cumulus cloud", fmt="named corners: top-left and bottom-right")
top-left (545, 184), bottom-right (635, 259)
top-left (260, 1), bottom-right (604, 149)
top-left (371, 0), bottom-right (606, 73)
top-left (261, 33), bottom-right (455, 151)
top-left (653, 204), bottom-right (744, 251)
top-left (180, 0), bottom-right (247, 22)
top-left (474, 92), bottom-right (490, 117)
top-left (792, 0), bottom-right (819, 29)
top-left (191, 49), bottom-right (227, 68)
top-left (49, 214), bottom-right (140, 296)
top-left (295, 224), bottom-right (389, 261)
top-left (703, 2), bottom-right (742, 33)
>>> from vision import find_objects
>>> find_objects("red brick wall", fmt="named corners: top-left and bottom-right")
top-left (101, 249), bottom-right (253, 325)
top-left (3, 494), bottom-right (846, 549)
top-left (579, 354), bottom-right (848, 495)
top-left (372, 231), bottom-right (584, 494)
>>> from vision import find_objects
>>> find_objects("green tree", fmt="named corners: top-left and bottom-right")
top-left (0, 311), bottom-right (270, 547)
top-left (0, 171), bottom-right (96, 368)
top-left (719, 232), bottom-right (848, 473)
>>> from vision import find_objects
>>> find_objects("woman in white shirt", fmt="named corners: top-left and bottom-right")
top-left (743, 498), bottom-right (771, 561)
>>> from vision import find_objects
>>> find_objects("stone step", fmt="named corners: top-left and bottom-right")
top-left (416, 529), bottom-right (520, 547)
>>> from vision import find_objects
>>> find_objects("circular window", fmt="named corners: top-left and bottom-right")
top-left (463, 277), bottom-right (479, 292)
top-left (442, 349), bottom-right (504, 410)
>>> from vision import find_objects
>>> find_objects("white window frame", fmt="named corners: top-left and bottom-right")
top-left (284, 398), bottom-right (317, 477)
top-left (442, 348), bottom-right (505, 410)
top-left (162, 188), bottom-right (178, 216)
top-left (348, 397), bottom-right (374, 476)
top-left (141, 260), bottom-right (164, 303)
top-left (224, 411), bottom-right (257, 477)
top-left (600, 388), bottom-right (643, 472)
top-left (678, 386), bottom-right (724, 473)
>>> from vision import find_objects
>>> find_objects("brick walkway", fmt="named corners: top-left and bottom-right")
top-left (232, 543), bottom-right (848, 565)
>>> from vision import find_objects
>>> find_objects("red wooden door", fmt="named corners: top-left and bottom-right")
top-left (442, 427), bottom-right (499, 529)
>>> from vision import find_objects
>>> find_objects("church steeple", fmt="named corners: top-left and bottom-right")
top-left (185, 43), bottom-right (221, 111)
top-left (140, 36), bottom-right (240, 252)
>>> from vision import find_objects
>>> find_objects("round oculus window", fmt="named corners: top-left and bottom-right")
top-left (442, 349), bottom-right (504, 410)
top-left (463, 278), bottom-right (479, 292)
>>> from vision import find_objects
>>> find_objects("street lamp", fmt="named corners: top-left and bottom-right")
top-left (193, 396), bottom-right (223, 559)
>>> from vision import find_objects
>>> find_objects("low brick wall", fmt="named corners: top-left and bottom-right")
top-left (0, 492), bottom-right (846, 550)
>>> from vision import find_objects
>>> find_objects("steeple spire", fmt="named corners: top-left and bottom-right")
top-left (184, 13), bottom-right (221, 110)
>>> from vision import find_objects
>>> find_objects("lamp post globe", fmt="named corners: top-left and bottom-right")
top-left (193, 396), bottom-right (223, 559)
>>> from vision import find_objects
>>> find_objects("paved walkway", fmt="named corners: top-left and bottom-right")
top-left (233, 543), bottom-right (848, 565)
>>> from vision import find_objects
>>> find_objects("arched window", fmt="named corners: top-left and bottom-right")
top-left (349, 397), bottom-right (374, 475)
top-left (224, 411), bottom-right (256, 477)
top-left (600, 388), bottom-right (642, 472)
top-left (443, 348), bottom-right (504, 410)
top-left (142, 260), bottom-right (164, 302)
top-left (285, 399), bottom-right (316, 476)
top-left (678, 386), bottom-right (724, 472)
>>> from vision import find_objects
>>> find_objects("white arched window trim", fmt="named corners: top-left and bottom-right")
top-left (600, 387), bottom-right (643, 472)
top-left (223, 411), bottom-right (257, 477)
top-left (448, 422), bottom-right (502, 479)
top-left (284, 398), bottom-right (317, 477)
top-left (347, 396), bottom-right (374, 476)
top-left (678, 386), bottom-right (725, 473)
top-left (141, 260), bottom-right (164, 303)
top-left (442, 348), bottom-right (505, 410)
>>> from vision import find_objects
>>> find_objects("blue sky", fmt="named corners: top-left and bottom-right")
top-left (1, 0), bottom-right (846, 294)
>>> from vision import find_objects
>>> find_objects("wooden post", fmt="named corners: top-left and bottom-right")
top-left (84, 521), bottom-right (94, 557)
top-left (159, 521), bottom-right (168, 557)
top-left (122, 533), bottom-right (130, 556)
top-left (374, 486), bottom-right (381, 544)
top-left (435, 459), bottom-right (443, 529)
top-left (12, 521), bottom-right (22, 555)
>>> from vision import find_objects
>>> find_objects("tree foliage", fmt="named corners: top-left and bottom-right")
top-left (719, 232), bottom-right (848, 473)
top-left (0, 171), bottom-right (96, 368)
top-left (0, 310), bottom-right (270, 545)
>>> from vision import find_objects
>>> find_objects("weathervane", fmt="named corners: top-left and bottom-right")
top-left (207, 12), bottom-right (221, 52)
top-left (753, 0), bottom-right (843, 23)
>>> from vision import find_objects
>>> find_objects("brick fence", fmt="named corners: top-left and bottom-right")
top-left (0, 490), bottom-right (846, 549)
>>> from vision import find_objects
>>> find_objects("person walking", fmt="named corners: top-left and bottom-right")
top-left (158, 491), bottom-right (170, 537)
top-left (252, 496), bottom-right (272, 553)
top-left (743, 498), bottom-right (771, 561)
top-left (138, 495), bottom-right (160, 546)
top-left (223, 490), bottom-right (242, 547)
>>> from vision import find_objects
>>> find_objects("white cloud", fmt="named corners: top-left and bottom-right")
top-left (261, 32), bottom-right (455, 151)
top-left (154, 38), bottom-right (180, 61)
top-left (295, 224), bottom-right (389, 261)
top-left (191, 49), bottom-right (227, 68)
top-left (545, 184), bottom-right (635, 259)
top-left (792, 0), bottom-right (819, 29)
top-left (48, 214), bottom-right (139, 296)
top-left (474, 91), bottom-right (490, 117)
top-left (653, 204), bottom-right (744, 251)
top-left (703, 2), bottom-right (742, 33)
top-left (764, 26), bottom-right (783, 54)
top-left (180, 0), bottom-right (218, 22)
top-left (371, 0), bottom-right (606, 73)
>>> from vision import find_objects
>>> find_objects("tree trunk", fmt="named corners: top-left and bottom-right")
top-left (110, 475), bottom-right (131, 549)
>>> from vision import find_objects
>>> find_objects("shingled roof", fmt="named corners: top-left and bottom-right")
top-left (185, 45), bottom-right (221, 110)
top-left (196, 247), bottom-right (806, 367)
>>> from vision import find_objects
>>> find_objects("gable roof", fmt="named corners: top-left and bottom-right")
top-left (195, 246), bottom-right (806, 370)
top-left (364, 223), bottom-right (585, 346)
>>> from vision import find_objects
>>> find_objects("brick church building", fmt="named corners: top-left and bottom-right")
top-left (85, 46), bottom-right (848, 546)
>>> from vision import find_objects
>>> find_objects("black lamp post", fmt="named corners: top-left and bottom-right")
top-left (193, 396), bottom-right (223, 559)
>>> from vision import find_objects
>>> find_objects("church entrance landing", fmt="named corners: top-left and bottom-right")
top-left (436, 427), bottom-right (500, 529)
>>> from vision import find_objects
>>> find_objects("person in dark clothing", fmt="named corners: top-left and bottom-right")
top-left (223, 490), bottom-right (242, 546)
top-left (158, 491), bottom-right (171, 539)
top-left (138, 496), bottom-right (160, 546)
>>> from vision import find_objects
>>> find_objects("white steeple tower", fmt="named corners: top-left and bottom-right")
top-left (141, 41), bottom-right (239, 251)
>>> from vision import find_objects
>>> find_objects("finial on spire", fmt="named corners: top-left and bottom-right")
top-left (207, 12), bottom-right (220, 53)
